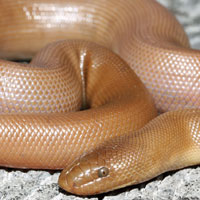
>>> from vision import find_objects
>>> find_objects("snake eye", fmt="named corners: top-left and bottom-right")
top-left (98, 167), bottom-right (109, 177)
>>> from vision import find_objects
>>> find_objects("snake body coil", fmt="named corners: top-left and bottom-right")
top-left (0, 0), bottom-right (199, 196)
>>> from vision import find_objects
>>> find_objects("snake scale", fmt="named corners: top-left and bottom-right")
top-left (0, 0), bottom-right (199, 196)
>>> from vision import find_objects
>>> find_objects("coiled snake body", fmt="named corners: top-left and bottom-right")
top-left (0, 0), bottom-right (200, 196)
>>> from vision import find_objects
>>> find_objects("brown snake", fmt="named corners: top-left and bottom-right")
top-left (0, 0), bottom-right (200, 196)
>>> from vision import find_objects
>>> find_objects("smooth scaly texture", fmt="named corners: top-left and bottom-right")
top-left (0, 0), bottom-right (199, 112)
top-left (59, 109), bottom-right (200, 195)
top-left (0, 0), bottom-right (199, 196)
top-left (0, 40), bottom-right (156, 168)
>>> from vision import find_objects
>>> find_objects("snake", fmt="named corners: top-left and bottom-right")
top-left (0, 0), bottom-right (200, 196)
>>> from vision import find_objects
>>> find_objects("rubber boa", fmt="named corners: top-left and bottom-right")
top-left (0, 0), bottom-right (199, 196)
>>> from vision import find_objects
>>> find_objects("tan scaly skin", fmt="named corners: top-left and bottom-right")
top-left (0, 0), bottom-right (199, 196)
top-left (59, 109), bottom-right (200, 195)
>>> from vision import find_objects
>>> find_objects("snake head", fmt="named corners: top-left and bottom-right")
top-left (58, 147), bottom-right (115, 196)
top-left (58, 134), bottom-right (146, 196)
